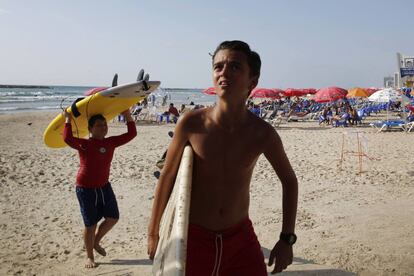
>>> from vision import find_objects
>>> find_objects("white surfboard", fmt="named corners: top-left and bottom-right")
top-left (152, 145), bottom-right (193, 276)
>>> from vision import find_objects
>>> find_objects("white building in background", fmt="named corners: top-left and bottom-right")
top-left (384, 76), bottom-right (394, 88)
top-left (396, 53), bottom-right (414, 88)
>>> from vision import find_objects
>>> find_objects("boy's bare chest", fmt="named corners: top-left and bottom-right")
top-left (190, 131), bottom-right (262, 169)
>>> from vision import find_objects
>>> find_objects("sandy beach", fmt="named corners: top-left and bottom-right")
top-left (0, 111), bottom-right (413, 275)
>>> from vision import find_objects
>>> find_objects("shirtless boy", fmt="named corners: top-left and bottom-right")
top-left (148, 40), bottom-right (298, 275)
top-left (63, 109), bottom-right (136, 268)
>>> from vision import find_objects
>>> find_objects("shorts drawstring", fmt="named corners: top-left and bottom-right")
top-left (95, 189), bottom-right (98, 206)
top-left (94, 187), bottom-right (106, 206)
top-left (100, 188), bottom-right (105, 205)
top-left (211, 234), bottom-right (223, 276)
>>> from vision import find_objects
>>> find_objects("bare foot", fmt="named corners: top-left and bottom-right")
top-left (85, 258), bottom-right (97, 268)
top-left (94, 244), bottom-right (107, 256)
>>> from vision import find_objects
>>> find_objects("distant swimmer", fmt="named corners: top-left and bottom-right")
top-left (63, 109), bottom-right (137, 268)
top-left (148, 40), bottom-right (298, 275)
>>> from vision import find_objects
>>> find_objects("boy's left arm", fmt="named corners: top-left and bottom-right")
top-left (263, 126), bottom-right (298, 274)
top-left (111, 110), bottom-right (137, 146)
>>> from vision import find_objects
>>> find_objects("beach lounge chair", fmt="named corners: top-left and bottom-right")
top-left (287, 112), bottom-right (313, 122)
top-left (332, 113), bottom-right (350, 127)
top-left (399, 121), bottom-right (414, 133)
top-left (266, 115), bottom-right (284, 128)
top-left (369, 119), bottom-right (405, 132)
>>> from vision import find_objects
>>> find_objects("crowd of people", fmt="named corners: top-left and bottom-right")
top-left (246, 94), bottom-right (414, 128)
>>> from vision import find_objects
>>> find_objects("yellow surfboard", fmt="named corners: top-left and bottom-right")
top-left (43, 80), bottom-right (160, 148)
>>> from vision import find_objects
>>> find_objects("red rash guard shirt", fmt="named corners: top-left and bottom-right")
top-left (168, 106), bottom-right (180, 117)
top-left (63, 121), bottom-right (136, 188)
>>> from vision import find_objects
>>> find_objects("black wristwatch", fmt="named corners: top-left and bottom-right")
top-left (279, 233), bottom-right (297, 245)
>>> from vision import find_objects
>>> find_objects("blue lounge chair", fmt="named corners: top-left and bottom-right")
top-left (369, 119), bottom-right (406, 132)
top-left (333, 113), bottom-right (350, 127)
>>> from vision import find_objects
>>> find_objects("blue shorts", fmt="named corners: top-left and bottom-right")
top-left (76, 182), bottom-right (119, 227)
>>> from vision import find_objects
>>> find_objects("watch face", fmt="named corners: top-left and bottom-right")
top-left (281, 233), bottom-right (297, 245)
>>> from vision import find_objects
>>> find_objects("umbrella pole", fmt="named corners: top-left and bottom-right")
top-left (340, 132), bottom-right (345, 170)
top-left (357, 132), bottom-right (363, 174)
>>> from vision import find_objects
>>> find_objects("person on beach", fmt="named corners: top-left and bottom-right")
top-left (63, 109), bottom-right (137, 268)
top-left (147, 40), bottom-right (298, 275)
top-left (168, 103), bottom-right (180, 123)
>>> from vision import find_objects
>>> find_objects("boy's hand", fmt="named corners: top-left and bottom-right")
top-left (147, 234), bottom-right (159, 260)
top-left (121, 109), bottom-right (131, 117)
top-left (268, 240), bottom-right (293, 274)
top-left (62, 109), bottom-right (71, 122)
top-left (121, 109), bottom-right (134, 122)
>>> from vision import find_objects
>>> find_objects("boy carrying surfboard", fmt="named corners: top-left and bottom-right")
top-left (63, 109), bottom-right (136, 268)
top-left (148, 40), bottom-right (298, 275)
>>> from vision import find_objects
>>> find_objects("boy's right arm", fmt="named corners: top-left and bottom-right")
top-left (62, 110), bottom-right (84, 150)
top-left (147, 114), bottom-right (190, 260)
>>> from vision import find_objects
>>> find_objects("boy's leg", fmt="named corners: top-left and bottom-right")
top-left (95, 183), bottom-right (120, 256)
top-left (84, 224), bottom-right (97, 268)
top-left (76, 186), bottom-right (101, 268)
top-left (94, 218), bottom-right (118, 256)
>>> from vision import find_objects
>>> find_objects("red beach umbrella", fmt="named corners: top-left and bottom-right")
top-left (283, 88), bottom-right (306, 97)
top-left (283, 88), bottom-right (317, 97)
top-left (250, 88), bottom-right (283, 99)
top-left (203, 87), bottom-right (216, 95)
top-left (84, 87), bottom-right (108, 96)
top-left (314, 86), bottom-right (347, 103)
top-left (302, 88), bottom-right (318, 94)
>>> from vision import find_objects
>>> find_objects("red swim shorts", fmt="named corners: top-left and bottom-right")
top-left (185, 217), bottom-right (267, 276)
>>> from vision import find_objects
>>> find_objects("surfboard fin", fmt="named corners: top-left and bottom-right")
top-left (137, 69), bottom-right (150, 90)
top-left (112, 74), bottom-right (118, 87)
top-left (137, 69), bottom-right (144, 81)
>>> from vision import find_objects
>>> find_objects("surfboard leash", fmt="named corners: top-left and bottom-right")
top-left (60, 97), bottom-right (80, 139)
top-left (85, 93), bottom-right (97, 139)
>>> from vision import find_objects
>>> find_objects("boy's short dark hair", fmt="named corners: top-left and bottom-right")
top-left (88, 114), bottom-right (106, 129)
top-left (212, 40), bottom-right (261, 78)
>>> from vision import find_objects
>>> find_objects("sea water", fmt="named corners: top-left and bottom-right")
top-left (0, 86), bottom-right (216, 114)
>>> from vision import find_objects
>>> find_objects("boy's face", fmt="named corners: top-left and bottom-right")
top-left (89, 119), bottom-right (108, 139)
top-left (212, 49), bottom-right (258, 102)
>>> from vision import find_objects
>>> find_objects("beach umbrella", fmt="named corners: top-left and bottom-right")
top-left (302, 88), bottom-right (318, 94)
top-left (346, 87), bottom-right (369, 98)
top-left (283, 88), bottom-right (317, 97)
top-left (365, 87), bottom-right (380, 96)
top-left (314, 86), bottom-right (347, 103)
top-left (250, 88), bottom-right (283, 99)
top-left (84, 87), bottom-right (108, 96)
top-left (202, 87), bottom-right (216, 95)
top-left (283, 88), bottom-right (306, 97)
top-left (368, 88), bottom-right (402, 103)
top-left (368, 88), bottom-right (402, 121)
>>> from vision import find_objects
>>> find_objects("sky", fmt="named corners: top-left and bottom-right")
top-left (1, 0), bottom-right (413, 89)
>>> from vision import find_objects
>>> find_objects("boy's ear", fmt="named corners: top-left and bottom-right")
top-left (248, 77), bottom-right (259, 95)
top-left (250, 77), bottom-right (259, 90)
